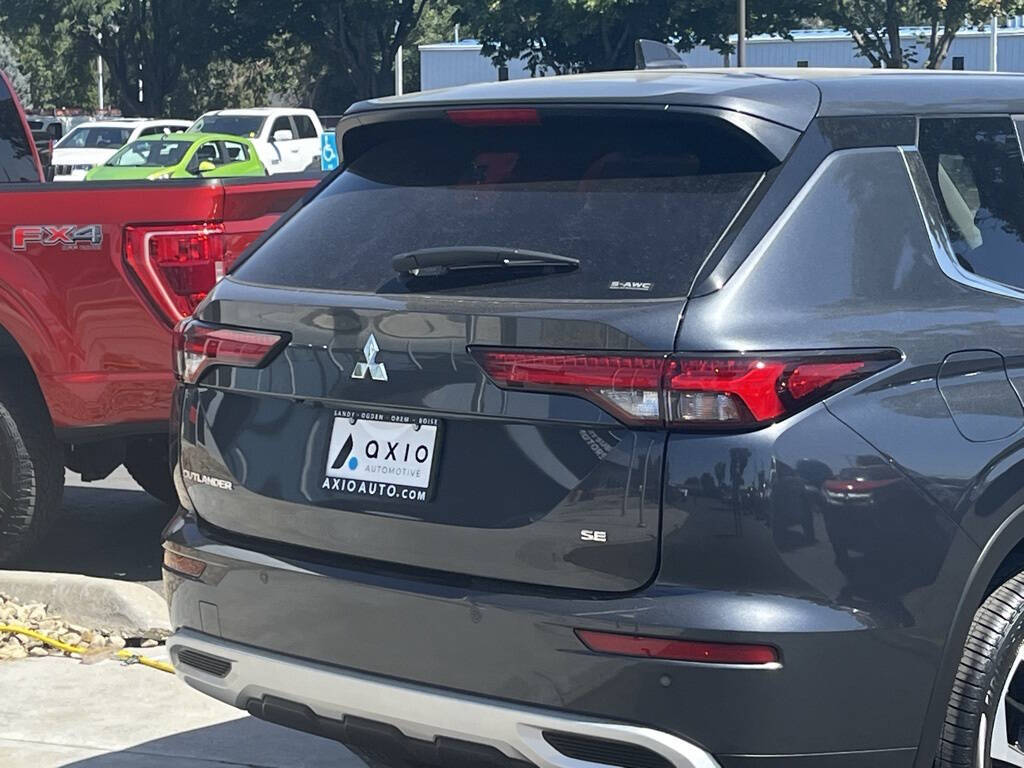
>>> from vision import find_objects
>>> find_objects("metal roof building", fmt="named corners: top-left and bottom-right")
top-left (419, 21), bottom-right (1024, 91)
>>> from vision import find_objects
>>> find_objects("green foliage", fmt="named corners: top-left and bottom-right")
top-left (168, 33), bottom-right (319, 115)
top-left (2, 0), bottom-right (281, 116)
top-left (456, 0), bottom-right (822, 74)
top-left (257, 0), bottom-right (437, 112)
top-left (0, 24), bottom-right (96, 111)
top-left (822, 0), bottom-right (1024, 68)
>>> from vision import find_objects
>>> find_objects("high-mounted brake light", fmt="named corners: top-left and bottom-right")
top-left (125, 224), bottom-right (232, 324)
top-left (576, 629), bottom-right (779, 666)
top-left (446, 108), bottom-right (542, 127)
top-left (469, 348), bottom-right (898, 428)
top-left (173, 319), bottom-right (287, 384)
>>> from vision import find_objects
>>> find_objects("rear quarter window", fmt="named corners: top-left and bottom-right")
top-left (233, 110), bottom-right (776, 300)
top-left (0, 79), bottom-right (39, 183)
top-left (919, 116), bottom-right (1024, 291)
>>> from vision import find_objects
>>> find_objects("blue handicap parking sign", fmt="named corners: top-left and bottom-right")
top-left (320, 132), bottom-right (340, 171)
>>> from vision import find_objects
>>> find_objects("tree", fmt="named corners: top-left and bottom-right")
top-left (0, 24), bottom-right (97, 111)
top-left (255, 0), bottom-right (435, 112)
top-left (168, 33), bottom-right (320, 115)
top-left (824, 0), bottom-right (1024, 69)
top-left (0, 35), bottom-right (31, 103)
top-left (3, 0), bottom-right (278, 116)
top-left (456, 0), bottom-right (821, 75)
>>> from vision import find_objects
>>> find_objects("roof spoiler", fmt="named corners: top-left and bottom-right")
top-left (635, 39), bottom-right (687, 70)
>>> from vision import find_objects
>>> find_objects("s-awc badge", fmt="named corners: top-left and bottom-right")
top-left (12, 224), bottom-right (103, 251)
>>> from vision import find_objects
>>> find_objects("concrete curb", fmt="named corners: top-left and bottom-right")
top-left (0, 571), bottom-right (170, 634)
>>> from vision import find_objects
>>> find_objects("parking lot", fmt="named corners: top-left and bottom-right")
top-left (0, 470), bottom-right (358, 768)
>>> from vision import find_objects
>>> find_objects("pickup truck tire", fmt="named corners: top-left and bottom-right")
top-left (936, 570), bottom-right (1024, 766)
top-left (0, 367), bottom-right (63, 564)
top-left (124, 438), bottom-right (176, 506)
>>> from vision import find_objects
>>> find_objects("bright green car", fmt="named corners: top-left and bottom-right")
top-left (85, 132), bottom-right (267, 181)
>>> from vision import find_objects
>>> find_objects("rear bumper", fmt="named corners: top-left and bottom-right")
top-left (163, 511), bottom-right (951, 766)
top-left (169, 628), bottom-right (719, 768)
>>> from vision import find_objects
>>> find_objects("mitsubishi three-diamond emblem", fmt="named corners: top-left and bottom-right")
top-left (351, 334), bottom-right (388, 381)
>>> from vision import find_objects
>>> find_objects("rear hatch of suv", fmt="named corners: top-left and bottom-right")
top-left (178, 103), bottom-right (782, 592)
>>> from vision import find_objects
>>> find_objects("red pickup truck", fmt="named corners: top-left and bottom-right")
top-left (0, 70), bottom-right (319, 561)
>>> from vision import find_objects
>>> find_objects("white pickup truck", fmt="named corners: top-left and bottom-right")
top-left (189, 108), bottom-right (324, 175)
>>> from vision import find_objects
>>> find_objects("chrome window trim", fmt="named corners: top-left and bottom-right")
top-left (899, 143), bottom-right (1024, 303)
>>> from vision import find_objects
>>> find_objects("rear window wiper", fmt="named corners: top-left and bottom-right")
top-left (392, 246), bottom-right (580, 277)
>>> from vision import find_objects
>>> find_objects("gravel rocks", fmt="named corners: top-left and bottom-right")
top-left (0, 592), bottom-right (165, 663)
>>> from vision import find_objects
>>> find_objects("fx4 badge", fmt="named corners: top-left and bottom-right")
top-left (12, 224), bottom-right (103, 251)
top-left (351, 334), bottom-right (388, 381)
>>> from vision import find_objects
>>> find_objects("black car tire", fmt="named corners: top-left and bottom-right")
top-left (938, 570), bottom-right (1024, 766)
top-left (125, 438), bottom-right (177, 506)
top-left (0, 366), bottom-right (63, 564)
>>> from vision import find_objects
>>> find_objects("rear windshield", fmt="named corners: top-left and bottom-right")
top-left (233, 111), bottom-right (775, 299)
top-left (191, 115), bottom-right (265, 138)
top-left (57, 126), bottom-right (132, 149)
top-left (0, 79), bottom-right (38, 182)
top-left (107, 138), bottom-right (192, 167)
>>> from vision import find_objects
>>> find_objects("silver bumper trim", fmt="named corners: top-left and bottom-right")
top-left (169, 629), bottom-right (721, 768)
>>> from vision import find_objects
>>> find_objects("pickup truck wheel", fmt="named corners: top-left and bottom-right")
top-left (0, 368), bottom-right (63, 564)
top-left (937, 570), bottom-right (1024, 766)
top-left (124, 439), bottom-right (176, 506)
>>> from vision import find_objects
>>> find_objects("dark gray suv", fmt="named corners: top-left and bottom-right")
top-left (163, 69), bottom-right (1024, 768)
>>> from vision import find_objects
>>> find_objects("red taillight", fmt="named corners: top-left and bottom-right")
top-left (446, 108), bottom-right (542, 126)
top-left (576, 630), bottom-right (779, 665)
top-left (125, 224), bottom-right (230, 324)
top-left (173, 319), bottom-right (287, 384)
top-left (469, 348), bottom-right (897, 428)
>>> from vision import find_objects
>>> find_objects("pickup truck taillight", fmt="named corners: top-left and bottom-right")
top-left (173, 319), bottom-right (287, 383)
top-left (125, 224), bottom-right (230, 324)
top-left (469, 348), bottom-right (900, 428)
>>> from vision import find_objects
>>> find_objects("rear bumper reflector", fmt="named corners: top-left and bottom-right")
top-left (576, 629), bottom-right (780, 666)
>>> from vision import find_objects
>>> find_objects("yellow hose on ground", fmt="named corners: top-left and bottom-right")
top-left (0, 624), bottom-right (175, 673)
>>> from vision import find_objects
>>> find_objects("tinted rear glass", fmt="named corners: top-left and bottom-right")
top-left (233, 111), bottom-right (774, 299)
top-left (193, 115), bottom-right (265, 138)
top-left (0, 79), bottom-right (39, 182)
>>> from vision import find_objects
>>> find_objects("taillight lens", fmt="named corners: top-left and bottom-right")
top-left (163, 549), bottom-right (206, 579)
top-left (576, 629), bottom-right (779, 666)
top-left (173, 319), bottom-right (287, 384)
top-left (125, 224), bottom-right (230, 324)
top-left (470, 348), bottom-right (898, 428)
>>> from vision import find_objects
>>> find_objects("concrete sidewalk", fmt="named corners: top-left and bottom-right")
top-left (0, 649), bottom-right (363, 767)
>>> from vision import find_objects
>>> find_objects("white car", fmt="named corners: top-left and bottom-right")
top-left (189, 108), bottom-right (323, 175)
top-left (51, 119), bottom-right (191, 181)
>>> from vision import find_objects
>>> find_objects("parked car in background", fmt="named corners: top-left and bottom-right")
top-left (165, 68), bottom-right (1024, 768)
top-left (26, 116), bottom-right (64, 169)
top-left (189, 108), bottom-right (322, 174)
top-left (86, 133), bottom-right (266, 181)
top-left (0, 69), bottom-right (320, 562)
top-left (51, 118), bottom-right (190, 181)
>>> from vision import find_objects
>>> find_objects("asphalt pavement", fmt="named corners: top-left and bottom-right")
top-left (1, 468), bottom-right (363, 767)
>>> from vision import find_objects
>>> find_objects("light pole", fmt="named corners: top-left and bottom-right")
top-left (737, 0), bottom-right (747, 67)
top-left (97, 36), bottom-right (104, 112)
top-left (991, 14), bottom-right (999, 71)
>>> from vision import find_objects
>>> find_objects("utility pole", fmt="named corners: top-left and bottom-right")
top-left (737, 0), bottom-right (747, 67)
top-left (395, 46), bottom-right (404, 95)
top-left (97, 33), bottom-right (104, 112)
top-left (991, 14), bottom-right (999, 71)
